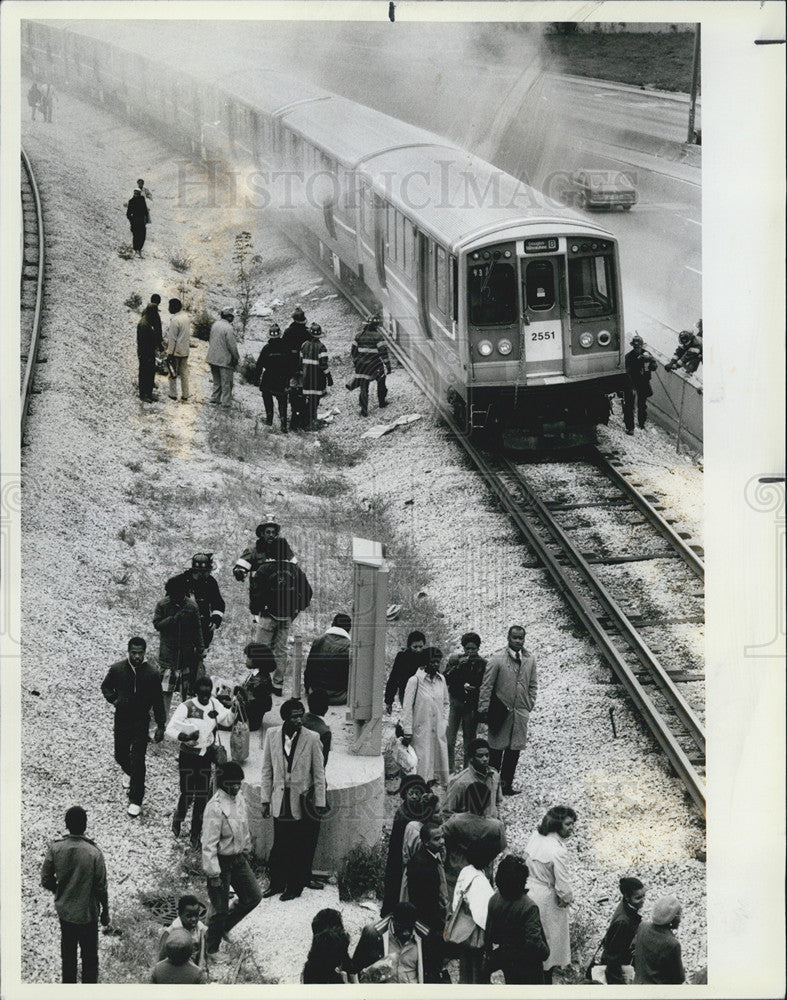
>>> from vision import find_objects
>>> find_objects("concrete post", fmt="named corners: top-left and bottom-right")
top-left (347, 538), bottom-right (388, 756)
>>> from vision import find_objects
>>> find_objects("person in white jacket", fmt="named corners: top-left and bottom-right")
top-left (165, 675), bottom-right (235, 847)
top-left (166, 298), bottom-right (192, 402)
top-left (451, 839), bottom-right (497, 984)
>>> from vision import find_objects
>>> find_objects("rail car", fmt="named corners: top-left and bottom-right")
top-left (23, 20), bottom-right (628, 446)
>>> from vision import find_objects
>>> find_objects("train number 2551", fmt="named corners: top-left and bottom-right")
top-left (531, 330), bottom-right (556, 341)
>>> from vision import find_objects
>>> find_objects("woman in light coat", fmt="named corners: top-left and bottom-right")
top-left (524, 805), bottom-right (577, 983)
top-left (401, 648), bottom-right (449, 787)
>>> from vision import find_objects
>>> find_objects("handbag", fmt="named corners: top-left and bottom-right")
top-left (230, 699), bottom-right (250, 763)
top-left (210, 727), bottom-right (228, 767)
top-left (487, 691), bottom-right (509, 732)
top-left (444, 885), bottom-right (484, 949)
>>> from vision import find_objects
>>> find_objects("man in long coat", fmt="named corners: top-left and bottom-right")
top-left (205, 307), bottom-right (239, 408)
top-left (254, 323), bottom-right (296, 431)
top-left (260, 699), bottom-right (326, 900)
top-left (153, 575), bottom-right (205, 715)
top-left (126, 188), bottom-right (150, 256)
top-left (166, 298), bottom-right (192, 402)
top-left (477, 625), bottom-right (537, 796)
top-left (401, 647), bottom-right (449, 787)
top-left (136, 303), bottom-right (163, 402)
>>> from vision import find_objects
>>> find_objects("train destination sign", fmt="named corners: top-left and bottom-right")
top-left (524, 237), bottom-right (559, 253)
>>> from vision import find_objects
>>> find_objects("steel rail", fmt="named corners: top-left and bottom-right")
top-left (289, 234), bottom-right (707, 817)
top-left (20, 148), bottom-right (45, 443)
top-left (588, 446), bottom-right (705, 581)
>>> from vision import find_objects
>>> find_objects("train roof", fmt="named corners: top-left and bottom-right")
top-left (279, 97), bottom-right (458, 167)
top-left (361, 144), bottom-right (613, 252)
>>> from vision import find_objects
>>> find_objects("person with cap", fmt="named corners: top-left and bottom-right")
top-left (477, 625), bottom-right (537, 797)
top-left (151, 928), bottom-right (207, 983)
top-left (349, 314), bottom-right (392, 417)
top-left (206, 307), bottom-right (239, 408)
top-left (282, 305), bottom-right (310, 356)
top-left (444, 738), bottom-right (503, 820)
top-left (136, 302), bottom-right (164, 403)
top-left (301, 322), bottom-right (332, 429)
top-left (622, 334), bottom-right (657, 435)
top-left (201, 760), bottom-right (262, 953)
top-left (153, 575), bottom-right (206, 717)
top-left (249, 538), bottom-right (313, 695)
top-left (126, 188), bottom-right (150, 257)
top-left (599, 876), bottom-right (646, 984)
top-left (384, 631), bottom-right (426, 713)
top-left (170, 553), bottom-right (225, 650)
top-left (633, 895), bottom-right (685, 985)
top-left (166, 297), bottom-right (193, 402)
top-left (401, 647), bottom-right (450, 788)
top-left (524, 805), bottom-right (577, 984)
top-left (260, 699), bottom-right (327, 900)
top-left (165, 674), bottom-right (237, 847)
top-left (303, 613), bottom-right (352, 705)
top-left (100, 638), bottom-right (166, 817)
top-left (443, 631), bottom-right (487, 772)
top-left (665, 329), bottom-right (703, 375)
top-left (233, 518), bottom-right (297, 588)
top-left (40, 805), bottom-right (110, 983)
top-left (381, 774), bottom-right (429, 916)
top-left (235, 642), bottom-right (276, 731)
top-left (254, 322), bottom-right (297, 432)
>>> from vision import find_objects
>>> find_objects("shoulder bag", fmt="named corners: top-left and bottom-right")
top-left (444, 881), bottom-right (484, 950)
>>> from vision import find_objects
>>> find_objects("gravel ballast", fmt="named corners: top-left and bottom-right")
top-left (19, 84), bottom-right (705, 984)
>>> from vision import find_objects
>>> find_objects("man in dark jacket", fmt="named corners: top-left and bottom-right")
top-left (126, 188), bottom-right (150, 257)
top-left (101, 637), bottom-right (166, 816)
top-left (349, 314), bottom-right (392, 417)
top-left (172, 553), bottom-right (226, 649)
top-left (443, 631), bottom-right (487, 772)
top-left (304, 613), bottom-right (351, 705)
top-left (233, 517), bottom-right (297, 607)
top-left (622, 335), bottom-right (657, 434)
top-left (153, 575), bottom-right (205, 715)
top-left (250, 538), bottom-right (313, 694)
top-left (633, 896), bottom-right (685, 985)
top-left (255, 323), bottom-right (296, 432)
top-left (281, 305), bottom-right (310, 357)
top-left (302, 688), bottom-right (333, 890)
top-left (136, 303), bottom-right (164, 402)
top-left (384, 630), bottom-right (426, 713)
top-left (600, 876), bottom-right (645, 984)
top-left (405, 821), bottom-right (449, 983)
top-left (41, 805), bottom-right (110, 983)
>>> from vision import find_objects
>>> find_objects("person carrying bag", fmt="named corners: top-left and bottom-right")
top-left (445, 841), bottom-right (496, 984)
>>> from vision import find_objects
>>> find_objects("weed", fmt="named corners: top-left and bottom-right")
top-left (168, 248), bottom-right (193, 273)
top-left (124, 292), bottom-right (143, 311)
top-left (192, 310), bottom-right (214, 342)
top-left (233, 232), bottom-right (265, 337)
top-left (126, 459), bottom-right (143, 473)
top-left (117, 245), bottom-right (135, 260)
top-left (239, 353), bottom-right (259, 386)
top-left (336, 840), bottom-right (386, 902)
top-left (118, 525), bottom-right (136, 547)
top-left (314, 436), bottom-right (362, 468)
top-left (300, 472), bottom-right (349, 498)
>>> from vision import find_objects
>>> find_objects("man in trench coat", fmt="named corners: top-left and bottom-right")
top-left (477, 625), bottom-right (537, 796)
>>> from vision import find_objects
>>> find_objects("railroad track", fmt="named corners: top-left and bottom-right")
top-left (293, 233), bottom-right (707, 816)
top-left (20, 147), bottom-right (46, 443)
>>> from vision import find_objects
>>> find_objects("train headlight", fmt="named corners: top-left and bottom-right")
top-left (497, 339), bottom-right (513, 356)
top-left (597, 330), bottom-right (612, 347)
top-left (579, 332), bottom-right (594, 349)
top-left (478, 341), bottom-right (493, 357)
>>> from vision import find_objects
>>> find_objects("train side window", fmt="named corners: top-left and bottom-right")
top-left (450, 256), bottom-right (458, 324)
top-left (525, 260), bottom-right (555, 311)
top-left (435, 245), bottom-right (448, 316)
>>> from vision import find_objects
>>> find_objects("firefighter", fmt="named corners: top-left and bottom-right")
top-left (171, 554), bottom-right (226, 650)
top-left (622, 335), bottom-right (657, 435)
top-left (665, 330), bottom-right (703, 376)
top-left (301, 323), bottom-right (333, 429)
top-left (254, 323), bottom-right (296, 432)
top-left (281, 306), bottom-right (310, 358)
top-left (233, 519), bottom-right (298, 638)
top-left (349, 314), bottom-right (392, 417)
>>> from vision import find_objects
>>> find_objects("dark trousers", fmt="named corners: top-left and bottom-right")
top-left (458, 945), bottom-right (489, 984)
top-left (206, 853), bottom-right (262, 951)
top-left (138, 354), bottom-right (156, 399)
top-left (501, 957), bottom-right (545, 985)
top-left (174, 750), bottom-right (213, 843)
top-left (130, 224), bottom-right (147, 252)
top-left (489, 747), bottom-right (520, 788)
top-left (303, 815), bottom-right (321, 879)
top-left (622, 386), bottom-right (649, 431)
top-left (114, 719), bottom-right (149, 805)
top-left (261, 389), bottom-right (288, 429)
top-left (422, 931), bottom-right (446, 983)
top-left (60, 918), bottom-right (98, 983)
top-left (359, 375), bottom-right (387, 415)
top-left (268, 808), bottom-right (310, 894)
top-left (446, 696), bottom-right (478, 771)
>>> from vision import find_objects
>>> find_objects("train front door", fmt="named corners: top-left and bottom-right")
top-left (521, 257), bottom-right (565, 377)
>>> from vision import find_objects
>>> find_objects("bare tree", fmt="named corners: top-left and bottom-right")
top-left (233, 231), bottom-right (264, 338)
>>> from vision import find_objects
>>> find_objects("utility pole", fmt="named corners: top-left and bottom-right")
top-left (687, 24), bottom-right (701, 144)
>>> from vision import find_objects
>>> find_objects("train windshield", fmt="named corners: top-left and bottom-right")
top-left (468, 261), bottom-right (517, 326)
top-left (568, 254), bottom-right (616, 318)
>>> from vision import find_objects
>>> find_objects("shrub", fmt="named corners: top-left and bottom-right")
top-left (192, 310), bottom-right (213, 342)
top-left (336, 840), bottom-right (387, 902)
top-left (117, 245), bottom-right (135, 260)
top-left (168, 248), bottom-right (193, 273)
top-left (124, 292), bottom-right (143, 310)
top-left (239, 353), bottom-right (259, 385)
top-left (300, 472), bottom-right (349, 498)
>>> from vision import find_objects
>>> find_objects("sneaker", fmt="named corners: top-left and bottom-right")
top-left (127, 803), bottom-right (141, 817)
top-left (122, 774), bottom-right (131, 790)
